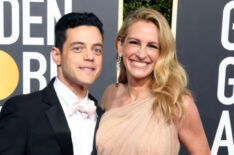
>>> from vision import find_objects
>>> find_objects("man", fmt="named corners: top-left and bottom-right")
top-left (0, 12), bottom-right (104, 155)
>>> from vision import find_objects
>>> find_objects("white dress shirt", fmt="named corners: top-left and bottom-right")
top-left (53, 78), bottom-right (97, 155)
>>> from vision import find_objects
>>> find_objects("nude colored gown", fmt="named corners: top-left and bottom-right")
top-left (96, 94), bottom-right (180, 155)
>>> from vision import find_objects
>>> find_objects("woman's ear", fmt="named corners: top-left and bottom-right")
top-left (51, 47), bottom-right (62, 66)
top-left (117, 38), bottom-right (123, 56)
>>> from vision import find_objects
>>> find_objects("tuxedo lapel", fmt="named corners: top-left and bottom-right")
top-left (89, 94), bottom-right (104, 155)
top-left (91, 105), bottom-right (104, 155)
top-left (88, 93), bottom-right (104, 118)
top-left (46, 105), bottom-right (73, 155)
top-left (42, 79), bottom-right (73, 155)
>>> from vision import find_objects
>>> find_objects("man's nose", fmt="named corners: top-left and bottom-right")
top-left (84, 48), bottom-right (94, 61)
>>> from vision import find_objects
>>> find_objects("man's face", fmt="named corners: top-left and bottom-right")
top-left (53, 25), bottom-right (103, 88)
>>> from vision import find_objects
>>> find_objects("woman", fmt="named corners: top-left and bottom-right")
top-left (96, 8), bottom-right (210, 155)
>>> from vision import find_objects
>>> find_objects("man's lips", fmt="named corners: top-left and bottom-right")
top-left (79, 66), bottom-right (95, 72)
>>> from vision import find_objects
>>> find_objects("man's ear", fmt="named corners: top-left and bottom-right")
top-left (51, 47), bottom-right (62, 65)
top-left (117, 38), bottom-right (123, 56)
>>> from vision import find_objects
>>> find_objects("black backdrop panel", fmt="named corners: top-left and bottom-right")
top-left (176, 0), bottom-right (234, 154)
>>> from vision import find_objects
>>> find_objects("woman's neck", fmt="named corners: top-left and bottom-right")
top-left (126, 77), bottom-right (152, 102)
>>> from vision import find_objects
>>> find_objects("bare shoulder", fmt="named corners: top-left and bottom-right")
top-left (99, 83), bottom-right (125, 111)
top-left (175, 95), bottom-right (199, 129)
top-left (182, 95), bottom-right (198, 115)
top-left (175, 94), bottom-right (211, 154)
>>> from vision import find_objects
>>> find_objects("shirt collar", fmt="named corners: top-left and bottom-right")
top-left (53, 77), bottom-right (89, 106)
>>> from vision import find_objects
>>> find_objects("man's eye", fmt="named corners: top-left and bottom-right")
top-left (93, 48), bottom-right (102, 54)
top-left (73, 47), bottom-right (82, 52)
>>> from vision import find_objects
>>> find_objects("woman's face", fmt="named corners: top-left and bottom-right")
top-left (118, 20), bottom-right (160, 82)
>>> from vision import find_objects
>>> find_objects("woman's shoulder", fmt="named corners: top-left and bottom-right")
top-left (181, 94), bottom-right (197, 115)
top-left (175, 94), bottom-right (201, 130)
top-left (103, 83), bottom-right (126, 96)
top-left (174, 95), bottom-right (211, 154)
top-left (99, 83), bottom-right (126, 111)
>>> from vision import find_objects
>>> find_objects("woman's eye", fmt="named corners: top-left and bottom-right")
top-left (129, 41), bottom-right (138, 45)
top-left (149, 44), bottom-right (159, 49)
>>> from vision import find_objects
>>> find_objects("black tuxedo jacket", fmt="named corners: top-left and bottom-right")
top-left (0, 79), bottom-right (103, 155)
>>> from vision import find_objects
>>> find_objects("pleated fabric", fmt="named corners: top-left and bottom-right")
top-left (96, 94), bottom-right (180, 155)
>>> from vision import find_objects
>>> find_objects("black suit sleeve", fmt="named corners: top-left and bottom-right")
top-left (91, 106), bottom-right (105, 155)
top-left (0, 98), bottom-right (27, 155)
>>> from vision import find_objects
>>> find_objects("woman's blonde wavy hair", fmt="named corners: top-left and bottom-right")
top-left (116, 8), bottom-right (191, 122)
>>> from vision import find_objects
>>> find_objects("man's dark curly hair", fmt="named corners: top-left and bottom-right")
top-left (55, 12), bottom-right (104, 52)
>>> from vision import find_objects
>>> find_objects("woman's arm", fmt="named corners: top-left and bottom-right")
top-left (175, 95), bottom-right (211, 155)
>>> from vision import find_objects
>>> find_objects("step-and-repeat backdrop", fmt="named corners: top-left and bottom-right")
top-left (0, 0), bottom-right (119, 108)
top-left (1, 0), bottom-right (234, 154)
top-left (175, 0), bottom-right (234, 154)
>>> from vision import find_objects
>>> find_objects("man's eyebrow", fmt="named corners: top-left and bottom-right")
top-left (69, 42), bottom-right (103, 48)
top-left (94, 43), bottom-right (103, 48)
top-left (69, 41), bottom-right (84, 47)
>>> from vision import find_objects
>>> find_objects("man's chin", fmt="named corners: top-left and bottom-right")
top-left (79, 80), bottom-right (96, 87)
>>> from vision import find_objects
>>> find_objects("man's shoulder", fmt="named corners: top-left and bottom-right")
top-left (7, 90), bottom-right (44, 105)
top-left (1, 88), bottom-right (48, 115)
top-left (4, 79), bottom-right (56, 108)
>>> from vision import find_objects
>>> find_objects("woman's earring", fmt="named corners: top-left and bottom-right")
top-left (116, 54), bottom-right (122, 72)
top-left (116, 54), bottom-right (122, 85)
